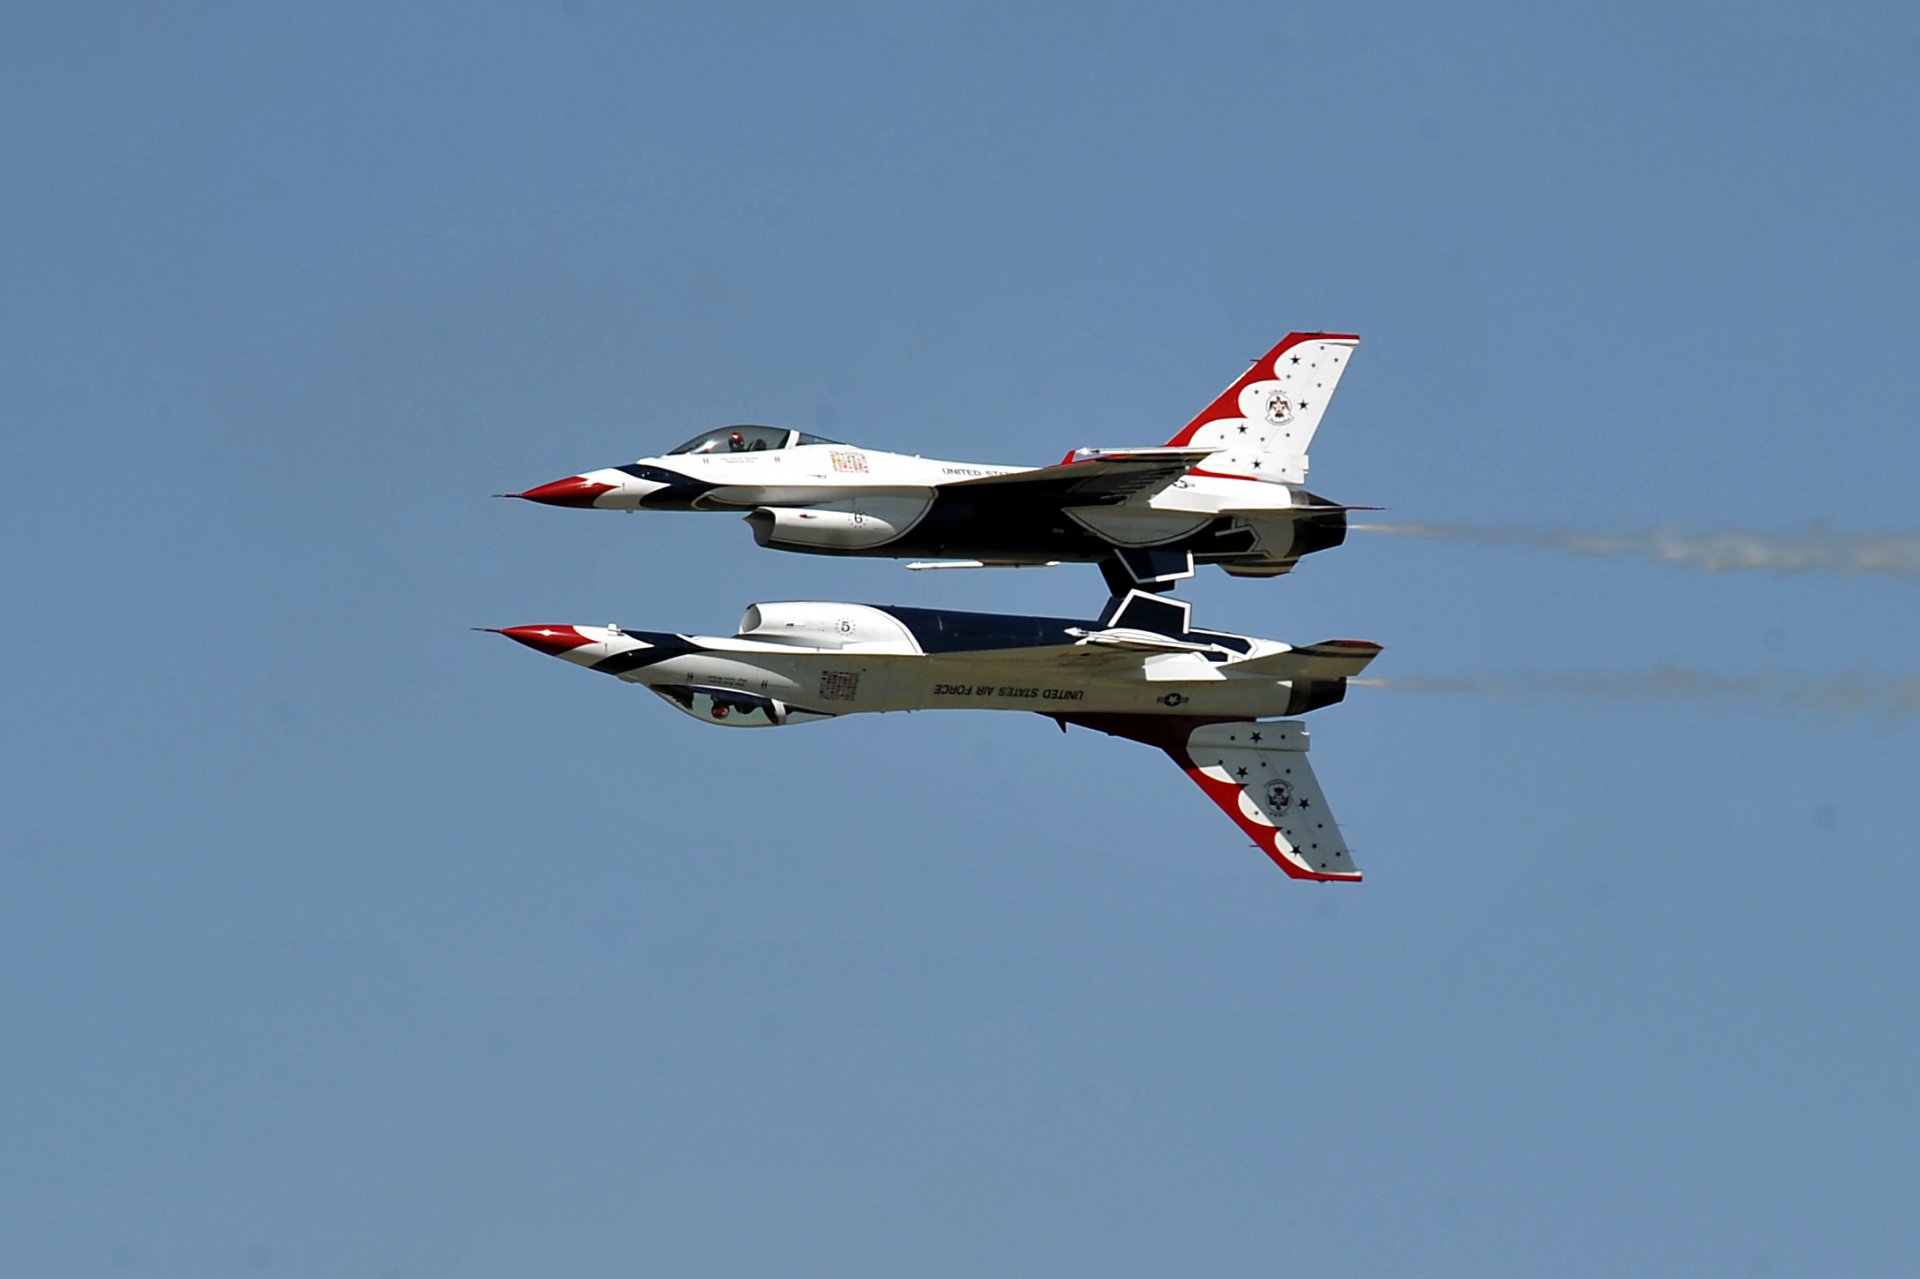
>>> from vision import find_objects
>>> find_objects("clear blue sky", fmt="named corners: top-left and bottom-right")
top-left (5, 3), bottom-right (1917, 1275)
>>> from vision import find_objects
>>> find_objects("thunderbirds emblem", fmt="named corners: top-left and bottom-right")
top-left (1263, 779), bottom-right (1295, 813)
top-left (1263, 390), bottom-right (1294, 426)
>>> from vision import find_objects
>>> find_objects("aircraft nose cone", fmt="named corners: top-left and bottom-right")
top-left (511, 475), bottom-right (616, 507)
top-left (490, 625), bottom-right (596, 655)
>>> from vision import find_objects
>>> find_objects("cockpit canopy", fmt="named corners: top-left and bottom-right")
top-left (667, 425), bottom-right (847, 455)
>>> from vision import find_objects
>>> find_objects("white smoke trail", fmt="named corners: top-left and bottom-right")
top-left (1351, 669), bottom-right (1920, 717)
top-left (1352, 523), bottom-right (1920, 577)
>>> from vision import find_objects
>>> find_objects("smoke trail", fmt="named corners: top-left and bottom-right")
top-left (1351, 669), bottom-right (1920, 717)
top-left (1352, 523), bottom-right (1920, 577)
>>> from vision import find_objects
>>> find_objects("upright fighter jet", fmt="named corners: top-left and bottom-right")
top-left (487, 590), bottom-right (1380, 881)
top-left (506, 333), bottom-right (1364, 591)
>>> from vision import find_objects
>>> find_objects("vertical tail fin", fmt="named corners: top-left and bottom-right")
top-left (1181, 721), bottom-right (1358, 880)
top-left (1165, 333), bottom-right (1359, 483)
top-left (1056, 714), bottom-right (1361, 881)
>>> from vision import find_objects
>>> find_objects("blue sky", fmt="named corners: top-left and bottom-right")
top-left (4, 3), bottom-right (1917, 1275)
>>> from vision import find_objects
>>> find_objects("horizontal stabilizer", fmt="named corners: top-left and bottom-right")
top-left (1216, 504), bottom-right (1381, 517)
top-left (1229, 640), bottom-right (1382, 680)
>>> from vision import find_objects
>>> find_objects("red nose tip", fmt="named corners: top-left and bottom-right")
top-left (512, 476), bottom-right (616, 508)
top-left (490, 625), bottom-right (596, 655)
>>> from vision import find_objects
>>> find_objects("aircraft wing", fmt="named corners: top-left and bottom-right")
top-left (943, 448), bottom-right (1212, 506)
top-left (1057, 714), bottom-right (1360, 881)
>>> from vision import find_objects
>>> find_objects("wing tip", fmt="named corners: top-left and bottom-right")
top-left (1262, 835), bottom-right (1363, 882)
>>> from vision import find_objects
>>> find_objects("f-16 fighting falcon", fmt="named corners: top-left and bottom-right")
top-left (486, 590), bottom-right (1380, 881)
top-left (506, 333), bottom-right (1365, 592)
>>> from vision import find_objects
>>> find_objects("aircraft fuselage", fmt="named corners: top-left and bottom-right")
top-left (488, 591), bottom-right (1378, 881)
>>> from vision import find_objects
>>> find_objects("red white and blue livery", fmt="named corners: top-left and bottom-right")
top-left (508, 333), bottom-right (1365, 591)
top-left (487, 590), bottom-right (1381, 882)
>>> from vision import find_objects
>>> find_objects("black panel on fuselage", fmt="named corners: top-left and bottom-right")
top-left (588, 633), bottom-right (699, 676)
top-left (879, 605), bottom-right (1088, 653)
top-left (874, 603), bottom-right (1251, 657)
top-left (887, 495), bottom-right (1112, 561)
top-left (615, 463), bottom-right (719, 510)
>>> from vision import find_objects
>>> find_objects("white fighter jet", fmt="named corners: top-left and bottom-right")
top-left (507, 333), bottom-right (1365, 591)
top-left (486, 590), bottom-right (1380, 881)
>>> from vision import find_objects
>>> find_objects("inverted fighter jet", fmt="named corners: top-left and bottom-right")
top-left (507, 333), bottom-right (1364, 591)
top-left (486, 590), bottom-right (1380, 881)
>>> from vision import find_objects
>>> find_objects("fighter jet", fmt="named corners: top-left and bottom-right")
top-left (486, 590), bottom-right (1380, 881)
top-left (506, 333), bottom-right (1365, 592)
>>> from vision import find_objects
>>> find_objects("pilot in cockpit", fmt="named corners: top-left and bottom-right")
top-left (670, 425), bottom-right (831, 455)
